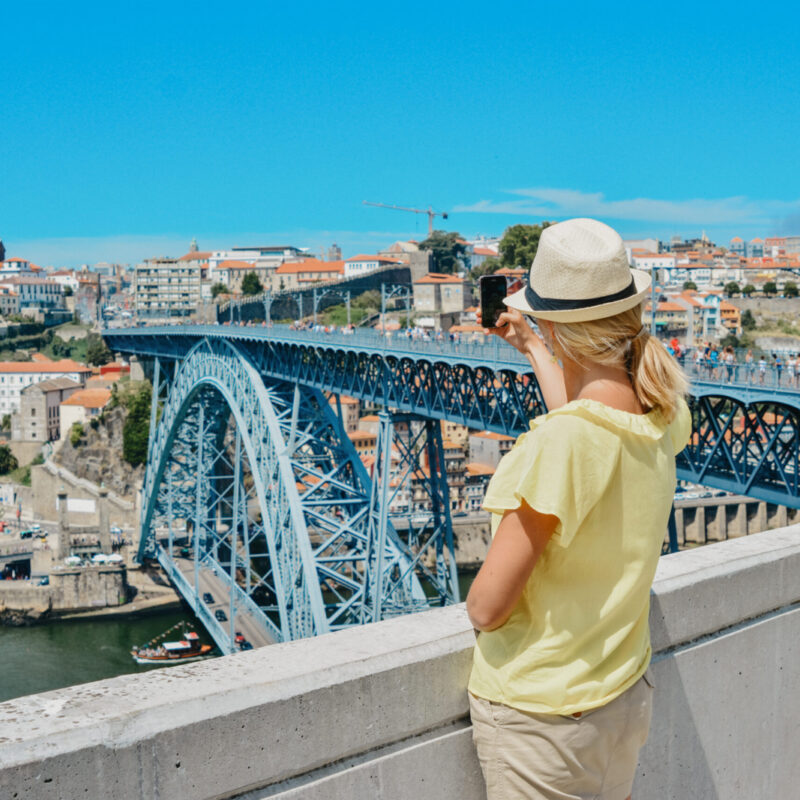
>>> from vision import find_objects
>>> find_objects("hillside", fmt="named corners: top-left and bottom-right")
top-left (54, 404), bottom-right (144, 498)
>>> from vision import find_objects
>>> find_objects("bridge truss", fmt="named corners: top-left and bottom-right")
top-left (106, 325), bottom-right (800, 651)
top-left (138, 337), bottom-right (459, 653)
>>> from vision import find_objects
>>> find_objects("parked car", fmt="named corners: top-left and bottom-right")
top-left (234, 631), bottom-right (245, 644)
top-left (38, 576), bottom-right (49, 586)
top-left (214, 609), bottom-right (227, 622)
top-left (202, 592), bottom-right (214, 604)
top-left (240, 641), bottom-right (253, 651)
top-left (19, 529), bottom-right (34, 539)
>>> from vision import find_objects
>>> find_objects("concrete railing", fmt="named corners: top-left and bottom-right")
top-left (2, 526), bottom-right (800, 799)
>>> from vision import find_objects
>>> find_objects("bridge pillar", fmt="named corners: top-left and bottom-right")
top-left (755, 502), bottom-right (768, 533)
top-left (673, 507), bottom-right (685, 547)
top-left (775, 504), bottom-right (788, 528)
top-left (730, 502), bottom-right (747, 537)
top-left (683, 505), bottom-right (706, 545)
top-left (707, 504), bottom-right (726, 542)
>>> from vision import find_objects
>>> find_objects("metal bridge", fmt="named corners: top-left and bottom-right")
top-left (104, 323), bottom-right (800, 653)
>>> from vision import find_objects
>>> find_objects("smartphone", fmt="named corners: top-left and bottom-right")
top-left (480, 274), bottom-right (509, 327)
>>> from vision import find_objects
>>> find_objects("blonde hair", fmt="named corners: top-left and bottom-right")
top-left (550, 305), bottom-right (688, 422)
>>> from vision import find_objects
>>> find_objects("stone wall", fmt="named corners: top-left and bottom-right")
top-left (1, 526), bottom-right (799, 799)
top-left (49, 565), bottom-right (128, 610)
top-left (0, 565), bottom-right (128, 624)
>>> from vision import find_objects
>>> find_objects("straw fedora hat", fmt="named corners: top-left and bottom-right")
top-left (503, 218), bottom-right (651, 323)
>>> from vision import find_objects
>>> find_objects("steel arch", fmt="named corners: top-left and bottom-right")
top-left (139, 337), bottom-right (429, 647)
top-left (140, 337), bottom-right (327, 642)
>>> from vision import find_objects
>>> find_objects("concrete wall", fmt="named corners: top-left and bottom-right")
top-left (1, 527), bottom-right (799, 799)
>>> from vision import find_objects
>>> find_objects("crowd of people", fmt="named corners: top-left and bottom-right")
top-left (676, 339), bottom-right (800, 387)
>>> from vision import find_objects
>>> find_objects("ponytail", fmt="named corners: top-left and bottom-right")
top-left (551, 305), bottom-right (688, 422)
top-left (626, 330), bottom-right (688, 422)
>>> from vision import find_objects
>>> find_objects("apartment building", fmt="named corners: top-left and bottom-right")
top-left (133, 257), bottom-right (201, 318)
top-left (343, 255), bottom-right (400, 279)
top-left (59, 388), bottom-right (113, 440)
top-left (0, 277), bottom-right (63, 310)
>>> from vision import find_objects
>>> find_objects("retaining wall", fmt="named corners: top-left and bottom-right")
top-left (1, 527), bottom-right (799, 799)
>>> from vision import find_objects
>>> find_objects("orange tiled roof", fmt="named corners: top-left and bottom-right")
top-left (217, 260), bottom-right (256, 271)
top-left (0, 359), bottom-right (91, 374)
top-left (414, 272), bottom-right (463, 285)
top-left (61, 388), bottom-right (112, 409)
top-left (178, 252), bottom-right (212, 261)
top-left (276, 259), bottom-right (344, 275)
top-left (30, 353), bottom-right (52, 363)
top-left (466, 462), bottom-right (495, 476)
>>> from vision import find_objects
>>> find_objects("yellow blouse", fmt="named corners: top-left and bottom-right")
top-left (468, 397), bottom-right (691, 715)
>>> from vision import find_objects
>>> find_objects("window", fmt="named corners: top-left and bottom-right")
top-left (31, 408), bottom-right (35, 416)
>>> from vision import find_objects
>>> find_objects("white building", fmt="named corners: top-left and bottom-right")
top-left (343, 255), bottom-right (401, 279)
top-left (0, 359), bottom-right (92, 416)
top-left (0, 257), bottom-right (40, 279)
top-left (0, 277), bottom-right (63, 309)
top-left (207, 246), bottom-right (307, 291)
top-left (59, 387), bottom-right (112, 440)
top-left (49, 270), bottom-right (81, 293)
top-left (630, 252), bottom-right (677, 272)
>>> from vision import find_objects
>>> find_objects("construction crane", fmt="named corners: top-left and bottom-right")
top-left (363, 201), bottom-right (449, 236)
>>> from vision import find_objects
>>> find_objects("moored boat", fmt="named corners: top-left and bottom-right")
top-left (132, 630), bottom-right (213, 664)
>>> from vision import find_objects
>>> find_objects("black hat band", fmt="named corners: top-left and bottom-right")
top-left (524, 276), bottom-right (637, 312)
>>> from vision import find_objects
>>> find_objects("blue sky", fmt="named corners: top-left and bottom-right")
top-left (3, 1), bottom-right (800, 266)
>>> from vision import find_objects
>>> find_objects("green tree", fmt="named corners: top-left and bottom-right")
top-left (210, 282), bottom-right (227, 299)
top-left (241, 272), bottom-right (263, 296)
top-left (497, 223), bottom-right (553, 269)
top-left (122, 385), bottom-right (151, 467)
top-left (69, 422), bottom-right (85, 448)
top-left (742, 284), bottom-right (756, 296)
top-left (784, 281), bottom-right (798, 298)
top-left (683, 280), bottom-right (698, 291)
top-left (725, 281), bottom-right (741, 296)
top-left (0, 444), bottom-right (18, 475)
top-left (763, 281), bottom-right (778, 296)
top-left (418, 230), bottom-right (469, 274)
top-left (469, 255), bottom-right (502, 281)
top-left (741, 309), bottom-right (756, 330)
top-left (0, 414), bottom-right (9, 432)
top-left (86, 334), bottom-right (112, 366)
top-left (62, 286), bottom-right (73, 297)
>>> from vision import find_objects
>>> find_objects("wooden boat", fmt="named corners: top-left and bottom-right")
top-left (132, 631), bottom-right (213, 664)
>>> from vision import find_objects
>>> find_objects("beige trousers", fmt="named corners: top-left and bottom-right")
top-left (469, 673), bottom-right (653, 800)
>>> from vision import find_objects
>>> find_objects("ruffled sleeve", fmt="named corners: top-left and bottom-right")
top-left (482, 414), bottom-right (621, 548)
top-left (669, 398), bottom-right (692, 456)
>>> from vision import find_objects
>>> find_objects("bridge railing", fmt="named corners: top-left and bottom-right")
top-left (106, 322), bottom-right (800, 392)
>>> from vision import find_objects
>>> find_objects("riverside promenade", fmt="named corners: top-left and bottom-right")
top-left (1, 525), bottom-right (799, 799)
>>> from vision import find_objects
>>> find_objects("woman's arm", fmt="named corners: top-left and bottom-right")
top-left (466, 500), bottom-right (559, 632)
top-left (483, 308), bottom-right (568, 409)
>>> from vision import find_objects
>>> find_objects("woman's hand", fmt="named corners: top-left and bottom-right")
top-left (479, 307), bottom-right (543, 358)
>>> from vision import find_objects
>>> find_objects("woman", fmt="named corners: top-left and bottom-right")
top-left (724, 345), bottom-right (736, 383)
top-left (467, 218), bottom-right (690, 800)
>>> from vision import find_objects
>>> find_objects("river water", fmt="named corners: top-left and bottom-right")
top-left (0, 571), bottom-right (478, 703)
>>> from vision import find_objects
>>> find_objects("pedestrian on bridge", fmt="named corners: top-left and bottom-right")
top-left (466, 218), bottom-right (691, 800)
